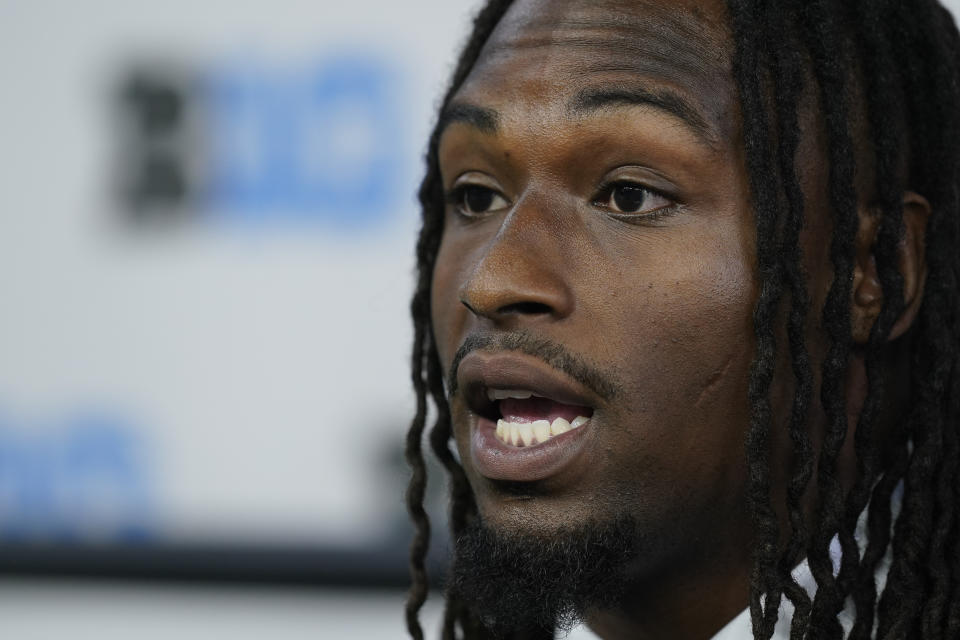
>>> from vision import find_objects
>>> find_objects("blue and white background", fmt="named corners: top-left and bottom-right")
top-left (0, 0), bottom-right (474, 550)
top-left (0, 0), bottom-right (480, 636)
top-left (1, 0), bottom-right (959, 638)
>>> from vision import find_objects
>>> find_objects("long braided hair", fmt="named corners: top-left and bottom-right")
top-left (405, 1), bottom-right (960, 638)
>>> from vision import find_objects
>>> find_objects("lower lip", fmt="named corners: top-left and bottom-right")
top-left (469, 416), bottom-right (592, 482)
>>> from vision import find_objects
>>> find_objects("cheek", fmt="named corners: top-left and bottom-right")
top-left (430, 232), bottom-right (470, 369)
top-left (597, 225), bottom-right (757, 487)
top-left (610, 227), bottom-right (754, 391)
top-left (431, 241), bottom-right (480, 475)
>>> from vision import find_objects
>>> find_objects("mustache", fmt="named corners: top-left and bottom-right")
top-left (447, 331), bottom-right (623, 401)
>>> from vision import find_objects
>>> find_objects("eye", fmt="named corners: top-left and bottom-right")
top-left (449, 185), bottom-right (510, 217)
top-left (595, 182), bottom-right (674, 216)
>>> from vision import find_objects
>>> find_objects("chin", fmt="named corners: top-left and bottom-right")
top-left (448, 513), bottom-right (642, 635)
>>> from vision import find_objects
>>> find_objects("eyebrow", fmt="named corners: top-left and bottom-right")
top-left (568, 86), bottom-right (716, 149)
top-left (437, 103), bottom-right (500, 137)
top-left (436, 85), bottom-right (717, 149)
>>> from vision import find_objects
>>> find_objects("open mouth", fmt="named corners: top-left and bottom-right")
top-left (456, 349), bottom-right (601, 482)
top-left (487, 389), bottom-right (593, 447)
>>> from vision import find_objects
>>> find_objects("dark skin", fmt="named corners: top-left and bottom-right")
top-left (429, 0), bottom-right (929, 637)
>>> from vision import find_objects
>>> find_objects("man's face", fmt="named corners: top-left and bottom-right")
top-left (432, 0), bottom-right (770, 605)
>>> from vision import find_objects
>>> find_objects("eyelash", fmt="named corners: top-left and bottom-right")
top-left (445, 180), bottom-right (678, 222)
top-left (445, 185), bottom-right (509, 219)
top-left (592, 180), bottom-right (677, 222)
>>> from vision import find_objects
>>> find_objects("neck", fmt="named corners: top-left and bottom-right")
top-left (585, 541), bottom-right (752, 640)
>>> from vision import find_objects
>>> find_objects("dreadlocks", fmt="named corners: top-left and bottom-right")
top-left (405, 0), bottom-right (960, 638)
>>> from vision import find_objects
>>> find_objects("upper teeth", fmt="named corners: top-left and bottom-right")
top-left (495, 415), bottom-right (591, 447)
top-left (487, 388), bottom-right (534, 401)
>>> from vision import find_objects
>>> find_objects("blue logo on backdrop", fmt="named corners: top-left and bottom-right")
top-left (118, 54), bottom-right (408, 230)
top-left (0, 409), bottom-right (155, 542)
top-left (205, 58), bottom-right (404, 226)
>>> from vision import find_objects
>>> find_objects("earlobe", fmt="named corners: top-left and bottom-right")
top-left (851, 192), bottom-right (930, 344)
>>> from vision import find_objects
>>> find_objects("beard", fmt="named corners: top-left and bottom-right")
top-left (447, 515), bottom-right (645, 637)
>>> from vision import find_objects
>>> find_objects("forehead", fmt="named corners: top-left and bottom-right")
top-left (455, 0), bottom-right (738, 143)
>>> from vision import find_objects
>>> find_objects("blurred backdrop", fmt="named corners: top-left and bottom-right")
top-left (3, 0), bottom-right (960, 638)
top-left (0, 0), bottom-right (476, 637)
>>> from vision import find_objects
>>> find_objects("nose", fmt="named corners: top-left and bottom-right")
top-left (458, 199), bottom-right (575, 326)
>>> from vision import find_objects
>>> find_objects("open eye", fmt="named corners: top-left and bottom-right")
top-left (449, 185), bottom-right (510, 218)
top-left (596, 182), bottom-right (674, 216)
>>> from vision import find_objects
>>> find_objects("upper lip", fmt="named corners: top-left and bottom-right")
top-left (456, 350), bottom-right (599, 420)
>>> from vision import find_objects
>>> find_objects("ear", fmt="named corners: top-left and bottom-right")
top-left (851, 192), bottom-right (930, 344)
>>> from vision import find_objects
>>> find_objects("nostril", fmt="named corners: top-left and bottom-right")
top-left (498, 301), bottom-right (553, 315)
